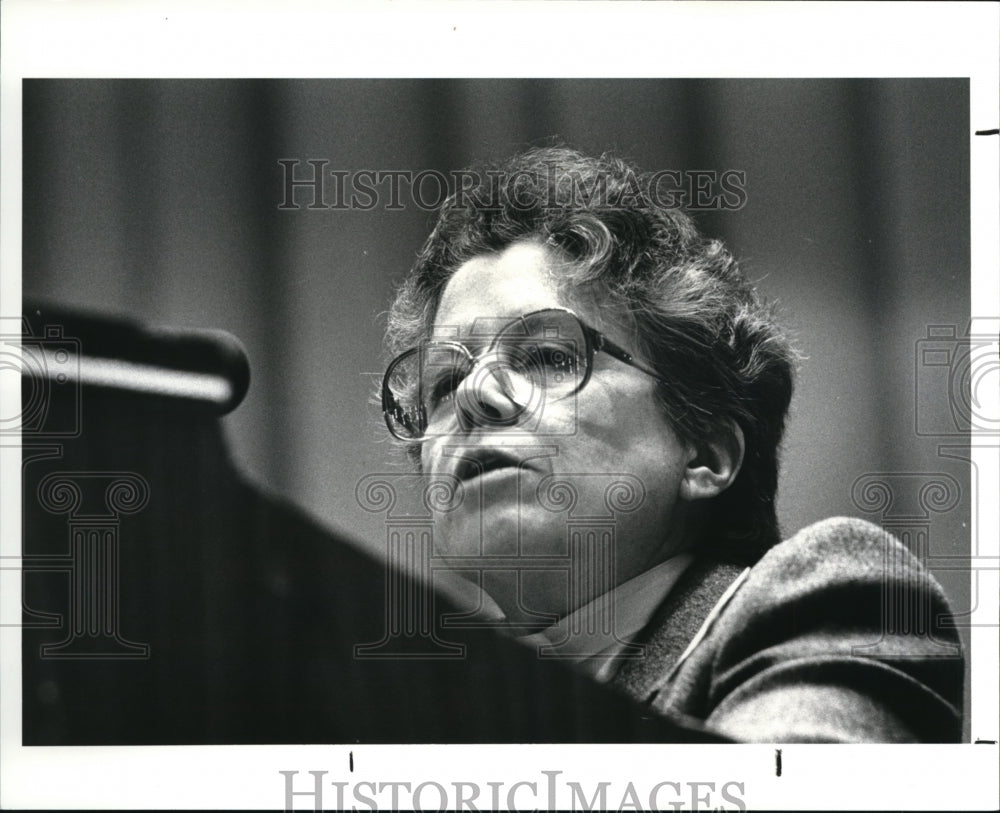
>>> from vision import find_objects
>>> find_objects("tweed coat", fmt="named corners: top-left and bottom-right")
top-left (610, 517), bottom-right (964, 742)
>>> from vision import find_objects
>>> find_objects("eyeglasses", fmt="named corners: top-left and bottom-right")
top-left (381, 307), bottom-right (665, 441)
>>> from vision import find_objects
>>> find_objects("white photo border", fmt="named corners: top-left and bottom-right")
top-left (1, 1), bottom-right (997, 810)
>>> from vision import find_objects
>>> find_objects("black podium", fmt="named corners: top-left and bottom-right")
top-left (18, 302), bottom-right (726, 745)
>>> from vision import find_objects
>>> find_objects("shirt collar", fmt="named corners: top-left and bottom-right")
top-left (517, 552), bottom-right (694, 683)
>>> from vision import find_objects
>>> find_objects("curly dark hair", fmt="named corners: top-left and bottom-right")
top-left (385, 147), bottom-right (797, 563)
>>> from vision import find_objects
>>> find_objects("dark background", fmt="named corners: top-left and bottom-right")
top-left (22, 78), bottom-right (973, 734)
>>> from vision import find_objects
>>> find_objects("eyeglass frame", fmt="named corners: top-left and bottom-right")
top-left (380, 306), bottom-right (668, 441)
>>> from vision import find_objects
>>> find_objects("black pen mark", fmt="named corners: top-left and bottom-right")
top-left (974, 129), bottom-right (999, 136)
top-left (775, 748), bottom-right (782, 777)
top-left (974, 739), bottom-right (997, 744)
top-left (350, 751), bottom-right (354, 772)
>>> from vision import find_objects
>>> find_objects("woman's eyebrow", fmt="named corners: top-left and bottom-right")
top-left (429, 314), bottom-right (524, 343)
top-left (468, 315), bottom-right (522, 337)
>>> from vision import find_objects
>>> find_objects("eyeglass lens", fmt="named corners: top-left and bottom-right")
top-left (385, 310), bottom-right (587, 439)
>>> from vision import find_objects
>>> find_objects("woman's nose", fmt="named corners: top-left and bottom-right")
top-left (453, 357), bottom-right (531, 431)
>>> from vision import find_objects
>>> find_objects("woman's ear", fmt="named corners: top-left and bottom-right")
top-left (679, 421), bottom-right (745, 501)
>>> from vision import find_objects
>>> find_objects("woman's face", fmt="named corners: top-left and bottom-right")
top-left (420, 239), bottom-right (701, 627)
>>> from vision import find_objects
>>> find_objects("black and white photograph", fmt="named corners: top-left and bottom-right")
top-left (1, 2), bottom-right (997, 810)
